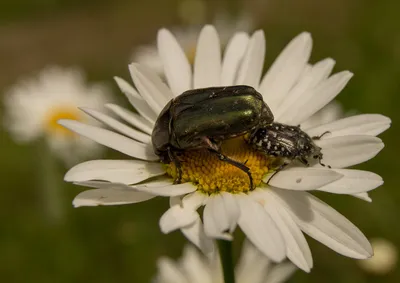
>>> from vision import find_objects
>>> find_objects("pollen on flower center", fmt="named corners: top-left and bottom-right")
top-left (45, 107), bottom-right (81, 136)
top-left (166, 136), bottom-right (271, 194)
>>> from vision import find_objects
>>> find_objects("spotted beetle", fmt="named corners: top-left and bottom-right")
top-left (152, 85), bottom-right (274, 188)
top-left (248, 122), bottom-right (330, 181)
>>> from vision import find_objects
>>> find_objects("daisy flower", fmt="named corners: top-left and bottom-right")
top-left (3, 66), bottom-right (110, 165)
top-left (60, 25), bottom-right (391, 272)
top-left (154, 240), bottom-right (296, 283)
top-left (131, 14), bottom-right (252, 75)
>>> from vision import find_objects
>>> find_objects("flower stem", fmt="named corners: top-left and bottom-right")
top-left (217, 240), bottom-right (236, 283)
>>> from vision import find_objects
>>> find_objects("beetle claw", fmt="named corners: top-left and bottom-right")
top-left (318, 157), bottom-right (331, 168)
top-left (173, 177), bottom-right (182, 184)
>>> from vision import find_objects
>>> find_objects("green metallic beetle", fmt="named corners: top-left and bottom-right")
top-left (152, 85), bottom-right (274, 188)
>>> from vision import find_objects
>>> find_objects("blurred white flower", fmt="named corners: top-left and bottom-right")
top-left (3, 66), bottom-right (110, 165)
top-left (60, 26), bottom-right (391, 272)
top-left (131, 14), bottom-right (252, 75)
top-left (358, 238), bottom-right (398, 275)
top-left (154, 241), bottom-right (296, 283)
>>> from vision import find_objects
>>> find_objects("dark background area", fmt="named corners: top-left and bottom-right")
top-left (0, 0), bottom-right (399, 282)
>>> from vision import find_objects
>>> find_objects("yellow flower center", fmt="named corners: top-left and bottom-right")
top-left (45, 107), bottom-right (81, 136)
top-left (166, 136), bottom-right (271, 194)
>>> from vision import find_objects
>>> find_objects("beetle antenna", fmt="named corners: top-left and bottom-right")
top-left (312, 131), bottom-right (331, 140)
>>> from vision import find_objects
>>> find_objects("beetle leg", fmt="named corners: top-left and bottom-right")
top-left (208, 149), bottom-right (254, 189)
top-left (266, 162), bottom-right (289, 185)
top-left (312, 131), bottom-right (331, 140)
top-left (299, 157), bottom-right (310, 166)
top-left (168, 147), bottom-right (183, 184)
top-left (316, 154), bottom-right (332, 168)
top-left (319, 159), bottom-right (331, 168)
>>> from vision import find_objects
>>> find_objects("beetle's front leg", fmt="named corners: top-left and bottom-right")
top-left (315, 152), bottom-right (331, 168)
top-left (299, 157), bottom-right (310, 166)
top-left (168, 147), bottom-right (183, 184)
top-left (266, 162), bottom-right (289, 185)
top-left (208, 149), bottom-right (254, 190)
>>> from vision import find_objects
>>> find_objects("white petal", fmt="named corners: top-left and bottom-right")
top-left (266, 168), bottom-right (343, 191)
top-left (300, 100), bottom-right (343, 129)
top-left (160, 205), bottom-right (198, 233)
top-left (129, 64), bottom-right (173, 114)
top-left (316, 135), bottom-right (384, 168)
top-left (73, 187), bottom-right (155, 207)
top-left (105, 104), bottom-right (154, 135)
top-left (159, 193), bottom-right (205, 234)
top-left (220, 192), bottom-right (240, 232)
top-left (259, 32), bottom-right (312, 112)
top-left (203, 193), bottom-right (240, 240)
top-left (352, 192), bottom-right (372, 202)
top-left (157, 28), bottom-right (192, 95)
top-left (221, 32), bottom-right (249, 85)
top-left (236, 30), bottom-right (265, 88)
top-left (182, 191), bottom-right (207, 210)
top-left (282, 71), bottom-right (353, 125)
top-left (203, 200), bottom-right (228, 240)
top-left (167, 196), bottom-right (213, 255)
top-left (180, 245), bottom-right (213, 283)
top-left (64, 159), bottom-right (164, 184)
top-left (58, 119), bottom-right (158, 161)
top-left (156, 257), bottom-right (188, 283)
top-left (269, 189), bottom-right (373, 258)
top-left (236, 240), bottom-right (271, 283)
top-left (275, 58), bottom-right (335, 120)
top-left (261, 191), bottom-right (312, 272)
top-left (193, 25), bottom-right (221, 88)
top-left (181, 217), bottom-right (215, 256)
top-left (74, 180), bottom-right (126, 189)
top-left (132, 179), bottom-right (196, 196)
top-left (80, 107), bottom-right (151, 144)
top-left (317, 169), bottom-right (383, 194)
top-left (264, 262), bottom-right (297, 283)
top-left (113, 76), bottom-right (158, 123)
top-left (236, 194), bottom-right (286, 262)
top-left (305, 114), bottom-right (391, 137)
top-left (114, 76), bottom-right (141, 99)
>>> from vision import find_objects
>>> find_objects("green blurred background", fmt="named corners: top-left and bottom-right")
top-left (1, 0), bottom-right (399, 282)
